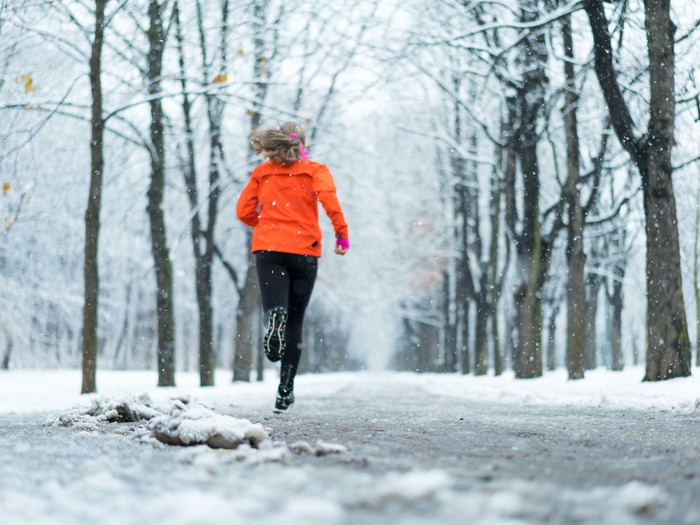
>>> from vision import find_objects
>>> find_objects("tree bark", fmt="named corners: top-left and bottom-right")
top-left (489, 171), bottom-right (504, 376)
top-left (442, 270), bottom-right (457, 373)
top-left (233, 251), bottom-right (258, 382)
top-left (474, 281), bottom-right (489, 376)
top-left (610, 269), bottom-right (625, 371)
top-left (583, 0), bottom-right (691, 380)
top-left (545, 303), bottom-right (560, 372)
top-left (81, 0), bottom-right (108, 395)
top-left (147, 0), bottom-right (176, 387)
top-left (233, 0), bottom-right (277, 381)
top-left (508, 0), bottom-right (548, 379)
top-left (190, 0), bottom-right (228, 386)
top-left (460, 298), bottom-right (471, 375)
top-left (695, 178), bottom-right (700, 366)
top-left (584, 273), bottom-right (601, 370)
top-left (562, 15), bottom-right (586, 380)
top-left (2, 333), bottom-right (12, 370)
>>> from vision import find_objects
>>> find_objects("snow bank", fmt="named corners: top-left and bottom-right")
top-left (149, 400), bottom-right (270, 449)
top-left (48, 391), bottom-right (349, 462)
top-left (290, 440), bottom-right (348, 456)
top-left (408, 366), bottom-right (700, 412)
top-left (53, 393), bottom-right (161, 430)
top-left (6, 367), bottom-right (699, 417)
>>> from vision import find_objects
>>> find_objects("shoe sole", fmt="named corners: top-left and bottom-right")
top-left (263, 309), bottom-right (287, 362)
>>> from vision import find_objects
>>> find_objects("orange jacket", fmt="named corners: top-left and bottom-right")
top-left (236, 159), bottom-right (349, 257)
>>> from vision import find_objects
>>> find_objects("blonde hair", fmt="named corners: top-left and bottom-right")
top-left (251, 121), bottom-right (307, 166)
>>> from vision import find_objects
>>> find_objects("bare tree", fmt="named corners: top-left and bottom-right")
top-left (583, 0), bottom-right (691, 380)
top-left (146, 0), bottom-right (176, 387)
top-left (81, 0), bottom-right (109, 394)
top-left (176, 0), bottom-right (232, 386)
top-left (695, 176), bottom-right (700, 367)
top-left (504, 0), bottom-right (549, 379)
top-left (232, 0), bottom-right (278, 382)
top-left (561, 13), bottom-right (585, 380)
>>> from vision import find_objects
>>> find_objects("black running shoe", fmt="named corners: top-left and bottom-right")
top-left (263, 306), bottom-right (287, 362)
top-left (274, 386), bottom-right (295, 412)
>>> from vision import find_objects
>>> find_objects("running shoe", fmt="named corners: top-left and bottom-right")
top-left (263, 306), bottom-right (287, 362)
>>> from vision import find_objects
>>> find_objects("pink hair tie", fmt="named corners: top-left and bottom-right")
top-left (288, 133), bottom-right (308, 159)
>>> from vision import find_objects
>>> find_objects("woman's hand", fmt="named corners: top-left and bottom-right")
top-left (335, 237), bottom-right (349, 256)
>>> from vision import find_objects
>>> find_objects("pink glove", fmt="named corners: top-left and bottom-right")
top-left (336, 237), bottom-right (350, 250)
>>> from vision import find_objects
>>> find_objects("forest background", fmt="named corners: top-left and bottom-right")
top-left (1, 0), bottom-right (699, 391)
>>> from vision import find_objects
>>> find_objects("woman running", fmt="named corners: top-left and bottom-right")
top-left (236, 122), bottom-right (349, 411)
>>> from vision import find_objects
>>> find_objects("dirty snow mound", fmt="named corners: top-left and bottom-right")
top-left (53, 393), bottom-right (162, 429)
top-left (289, 440), bottom-right (348, 456)
top-left (149, 400), bottom-right (270, 449)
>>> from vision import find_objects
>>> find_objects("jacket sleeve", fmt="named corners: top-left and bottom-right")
top-left (313, 165), bottom-right (349, 239)
top-left (236, 173), bottom-right (260, 228)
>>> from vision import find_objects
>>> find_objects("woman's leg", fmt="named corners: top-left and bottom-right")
top-left (255, 251), bottom-right (290, 312)
top-left (255, 252), bottom-right (290, 362)
top-left (279, 255), bottom-right (318, 395)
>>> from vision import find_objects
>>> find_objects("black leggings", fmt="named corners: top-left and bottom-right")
top-left (255, 251), bottom-right (318, 386)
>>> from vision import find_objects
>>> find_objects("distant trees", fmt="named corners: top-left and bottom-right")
top-left (391, 0), bottom-right (697, 381)
top-left (1, 0), bottom-right (699, 384)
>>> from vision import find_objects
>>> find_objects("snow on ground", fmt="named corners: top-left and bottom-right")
top-left (0, 366), bottom-right (698, 524)
top-left (411, 366), bottom-right (700, 412)
top-left (1, 365), bottom-right (699, 415)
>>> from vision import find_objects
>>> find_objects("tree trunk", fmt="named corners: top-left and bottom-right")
top-left (455, 188), bottom-right (471, 375)
top-left (233, 251), bottom-right (258, 382)
top-left (583, 0), bottom-right (691, 381)
top-left (81, 0), bottom-right (108, 395)
top-left (460, 299), bottom-right (470, 375)
top-left (176, 0), bottom-right (206, 384)
top-left (113, 278), bottom-right (132, 368)
top-left (2, 333), bottom-right (12, 370)
top-left (442, 270), bottom-right (457, 373)
top-left (191, 0), bottom-right (227, 386)
top-left (610, 270), bottom-right (625, 371)
top-left (641, 0), bottom-right (691, 379)
top-left (512, 130), bottom-right (543, 379)
top-left (474, 283), bottom-right (489, 376)
top-left (695, 178), bottom-right (700, 366)
top-left (545, 303), bottom-right (559, 372)
top-left (509, 0), bottom-right (547, 379)
top-left (584, 273), bottom-right (601, 370)
top-left (147, 0), bottom-right (176, 387)
top-left (489, 170), bottom-right (504, 376)
top-left (490, 122), bottom-right (516, 376)
top-left (232, 0), bottom-right (272, 382)
top-left (562, 15), bottom-right (586, 380)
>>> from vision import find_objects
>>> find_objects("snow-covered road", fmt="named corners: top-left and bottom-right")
top-left (1, 369), bottom-right (699, 525)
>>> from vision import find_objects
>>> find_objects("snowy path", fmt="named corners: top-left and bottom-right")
top-left (1, 370), bottom-right (700, 525)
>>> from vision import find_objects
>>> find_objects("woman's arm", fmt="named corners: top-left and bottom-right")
top-left (236, 174), bottom-right (260, 227)
top-left (313, 165), bottom-right (349, 240)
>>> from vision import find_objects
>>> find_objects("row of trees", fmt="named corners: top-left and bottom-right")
top-left (1, 0), bottom-right (699, 387)
top-left (1, 0), bottom-right (371, 389)
top-left (392, 0), bottom-right (699, 381)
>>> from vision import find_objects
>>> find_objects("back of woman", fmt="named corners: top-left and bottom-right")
top-left (235, 121), bottom-right (349, 412)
